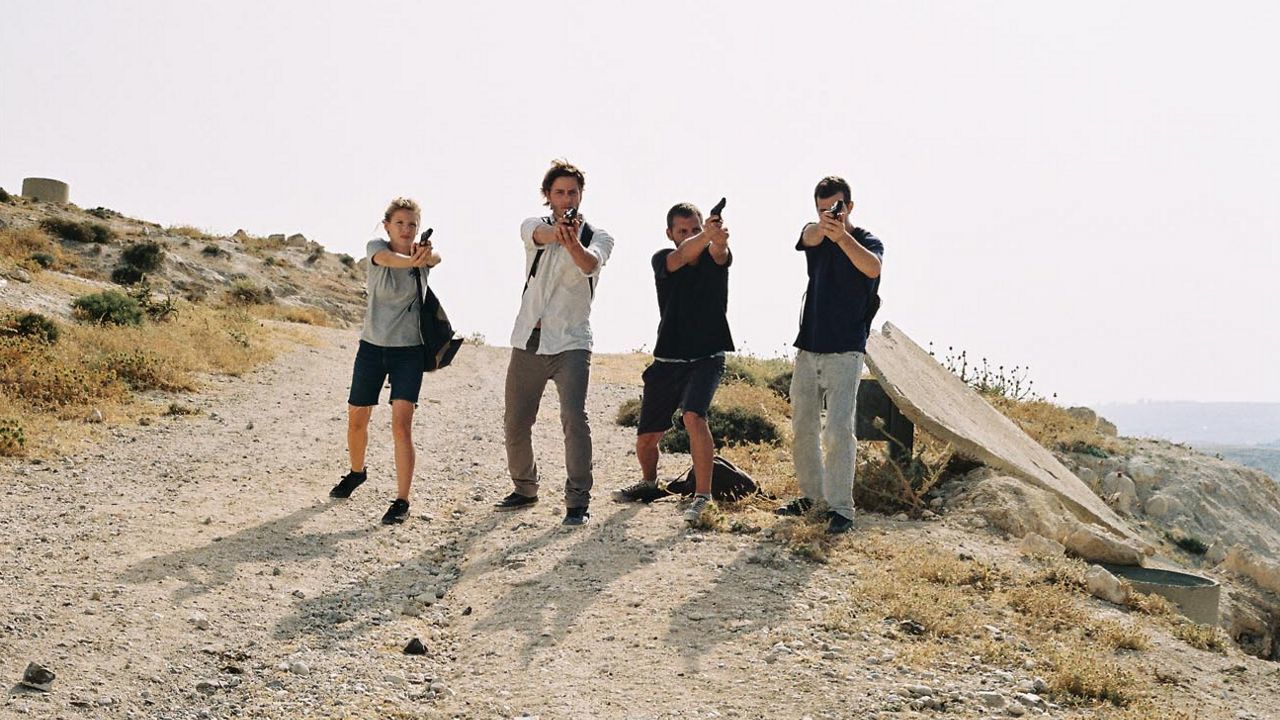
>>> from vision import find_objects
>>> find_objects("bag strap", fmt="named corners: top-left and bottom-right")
top-left (523, 219), bottom-right (596, 296)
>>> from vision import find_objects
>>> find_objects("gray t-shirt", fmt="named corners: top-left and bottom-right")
top-left (360, 239), bottom-right (425, 347)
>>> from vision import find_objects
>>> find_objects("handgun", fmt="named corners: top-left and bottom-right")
top-left (826, 200), bottom-right (845, 218)
top-left (709, 197), bottom-right (727, 220)
top-left (561, 207), bottom-right (579, 223)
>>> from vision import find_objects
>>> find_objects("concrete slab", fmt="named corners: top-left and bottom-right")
top-left (865, 322), bottom-right (1140, 542)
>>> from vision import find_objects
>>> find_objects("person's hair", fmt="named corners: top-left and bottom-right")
top-left (540, 159), bottom-right (586, 205)
top-left (666, 202), bottom-right (702, 230)
top-left (382, 197), bottom-right (421, 222)
top-left (813, 176), bottom-right (852, 203)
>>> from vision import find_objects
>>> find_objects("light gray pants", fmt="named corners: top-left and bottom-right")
top-left (504, 330), bottom-right (593, 508)
top-left (790, 349), bottom-right (864, 520)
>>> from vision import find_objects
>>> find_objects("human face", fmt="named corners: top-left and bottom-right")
top-left (815, 193), bottom-right (851, 223)
top-left (666, 213), bottom-right (702, 245)
top-left (383, 209), bottom-right (419, 246)
top-left (545, 176), bottom-right (582, 218)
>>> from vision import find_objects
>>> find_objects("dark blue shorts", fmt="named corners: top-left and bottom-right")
top-left (348, 340), bottom-right (425, 406)
top-left (636, 355), bottom-right (726, 434)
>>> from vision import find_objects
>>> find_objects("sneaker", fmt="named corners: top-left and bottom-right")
top-left (774, 497), bottom-right (814, 516)
top-left (494, 491), bottom-right (539, 511)
top-left (328, 469), bottom-right (367, 499)
top-left (826, 512), bottom-right (855, 535)
top-left (684, 495), bottom-right (712, 525)
top-left (381, 498), bottom-right (410, 525)
top-left (612, 479), bottom-right (659, 503)
top-left (562, 507), bottom-right (590, 526)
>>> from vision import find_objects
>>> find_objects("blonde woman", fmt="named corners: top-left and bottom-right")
top-left (329, 197), bottom-right (441, 524)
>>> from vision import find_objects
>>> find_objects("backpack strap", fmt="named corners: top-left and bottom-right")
top-left (522, 219), bottom-right (596, 296)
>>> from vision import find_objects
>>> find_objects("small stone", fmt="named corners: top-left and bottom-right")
top-left (188, 613), bottom-right (210, 630)
top-left (87, 408), bottom-right (105, 424)
top-left (1007, 701), bottom-right (1027, 716)
top-left (404, 638), bottom-right (427, 655)
top-left (906, 684), bottom-right (933, 697)
top-left (292, 589), bottom-right (305, 598)
top-left (20, 662), bottom-right (55, 691)
top-left (975, 691), bottom-right (1006, 709)
top-left (288, 661), bottom-right (310, 675)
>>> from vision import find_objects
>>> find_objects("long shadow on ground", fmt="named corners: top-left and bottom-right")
top-left (119, 501), bottom-right (360, 603)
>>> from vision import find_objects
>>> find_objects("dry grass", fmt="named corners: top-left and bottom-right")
top-left (0, 226), bottom-right (65, 266)
top-left (988, 395), bottom-right (1121, 457)
top-left (1045, 644), bottom-right (1139, 706)
top-left (167, 225), bottom-right (215, 241)
top-left (249, 304), bottom-right (335, 327)
top-left (0, 305), bottom-right (274, 456)
top-left (1170, 621), bottom-right (1230, 653)
top-left (1095, 619), bottom-right (1151, 651)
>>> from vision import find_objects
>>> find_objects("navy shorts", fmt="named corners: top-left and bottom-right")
top-left (348, 340), bottom-right (425, 406)
top-left (636, 355), bottom-right (726, 434)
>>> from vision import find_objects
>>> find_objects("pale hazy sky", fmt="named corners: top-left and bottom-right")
top-left (3, 1), bottom-right (1277, 405)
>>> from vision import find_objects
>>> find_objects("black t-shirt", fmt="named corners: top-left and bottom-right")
top-left (651, 247), bottom-right (735, 360)
top-left (793, 226), bottom-right (884, 353)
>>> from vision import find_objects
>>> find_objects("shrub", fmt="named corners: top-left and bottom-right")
top-left (121, 241), bottom-right (164, 272)
top-left (722, 354), bottom-right (793, 388)
top-left (616, 397), bottom-right (641, 427)
top-left (111, 265), bottom-right (146, 285)
top-left (228, 279), bottom-right (273, 305)
top-left (767, 370), bottom-right (792, 400)
top-left (338, 254), bottom-right (355, 268)
top-left (41, 218), bottom-right (113, 244)
top-left (27, 252), bottom-right (56, 269)
top-left (99, 349), bottom-right (188, 391)
top-left (0, 187), bottom-right (11, 203)
top-left (0, 337), bottom-right (126, 408)
top-left (87, 207), bottom-right (122, 220)
top-left (661, 405), bottom-right (781, 453)
top-left (305, 248), bottom-right (324, 264)
top-left (12, 313), bottom-right (60, 344)
top-left (0, 418), bottom-right (24, 456)
top-left (201, 243), bottom-right (225, 257)
top-left (1170, 533), bottom-right (1209, 556)
top-left (72, 291), bottom-right (144, 326)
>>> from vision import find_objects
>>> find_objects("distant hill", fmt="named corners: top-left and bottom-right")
top-left (1092, 401), bottom-right (1280, 446)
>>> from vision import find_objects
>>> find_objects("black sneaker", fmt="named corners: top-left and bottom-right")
top-left (329, 469), bottom-right (367, 499)
top-left (381, 499), bottom-right (410, 525)
top-left (562, 507), bottom-right (590, 526)
top-left (494, 491), bottom-right (538, 511)
top-left (612, 480), bottom-right (659, 503)
top-left (826, 512), bottom-right (855, 535)
top-left (774, 497), bottom-right (814, 516)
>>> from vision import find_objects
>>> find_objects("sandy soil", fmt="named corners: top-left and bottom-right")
top-left (3, 327), bottom-right (1278, 720)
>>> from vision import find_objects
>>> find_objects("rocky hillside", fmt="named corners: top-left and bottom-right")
top-left (0, 193), bottom-right (366, 324)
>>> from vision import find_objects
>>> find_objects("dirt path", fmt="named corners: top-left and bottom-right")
top-left (3, 328), bottom-right (1278, 719)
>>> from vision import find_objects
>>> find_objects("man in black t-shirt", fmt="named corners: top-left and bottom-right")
top-left (778, 176), bottom-right (884, 535)
top-left (613, 202), bottom-right (733, 525)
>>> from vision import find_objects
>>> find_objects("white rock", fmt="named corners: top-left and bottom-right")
top-left (288, 661), bottom-right (310, 675)
top-left (1064, 523), bottom-right (1143, 565)
top-left (1085, 565), bottom-right (1129, 605)
top-left (187, 613), bottom-right (210, 630)
top-left (975, 691), bottom-right (1005, 708)
top-left (1144, 494), bottom-right (1183, 519)
top-left (1019, 533), bottom-right (1065, 558)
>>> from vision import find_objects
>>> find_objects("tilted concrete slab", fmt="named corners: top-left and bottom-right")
top-left (865, 322), bottom-right (1140, 543)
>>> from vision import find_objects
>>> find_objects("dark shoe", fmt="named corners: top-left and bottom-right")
top-left (329, 469), bottom-right (367, 499)
top-left (381, 498), bottom-right (410, 525)
top-left (612, 479), bottom-right (660, 503)
top-left (494, 491), bottom-right (538, 511)
top-left (826, 512), bottom-right (855, 535)
top-left (562, 507), bottom-right (590, 526)
top-left (774, 497), bottom-right (814, 516)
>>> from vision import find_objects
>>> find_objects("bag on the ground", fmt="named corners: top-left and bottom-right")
top-left (664, 455), bottom-right (764, 502)
top-left (414, 270), bottom-right (463, 372)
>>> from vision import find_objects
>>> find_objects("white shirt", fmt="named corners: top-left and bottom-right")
top-left (509, 216), bottom-right (615, 354)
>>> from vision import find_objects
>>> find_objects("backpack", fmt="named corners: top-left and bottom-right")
top-left (663, 455), bottom-right (767, 502)
top-left (413, 269), bottom-right (463, 372)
